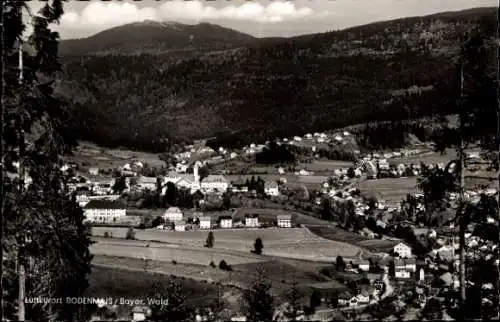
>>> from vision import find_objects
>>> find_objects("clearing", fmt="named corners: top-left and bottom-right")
top-left (91, 226), bottom-right (361, 261)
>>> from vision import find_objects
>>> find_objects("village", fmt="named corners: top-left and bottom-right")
top-left (51, 127), bottom-right (499, 321)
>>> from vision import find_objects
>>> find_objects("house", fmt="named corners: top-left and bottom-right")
top-left (244, 214), bottom-right (259, 228)
top-left (231, 180), bottom-right (248, 193)
top-left (164, 207), bottom-right (184, 222)
top-left (395, 259), bottom-right (417, 273)
top-left (394, 242), bottom-right (412, 258)
top-left (352, 259), bottom-right (370, 272)
top-left (201, 175), bottom-right (228, 194)
top-left (132, 306), bottom-right (149, 321)
top-left (199, 216), bottom-right (211, 229)
top-left (173, 221), bottom-right (186, 232)
top-left (264, 181), bottom-right (280, 196)
top-left (219, 216), bottom-right (233, 229)
top-left (88, 167), bottom-right (99, 176)
top-left (136, 176), bottom-right (158, 192)
top-left (395, 269), bottom-right (411, 279)
top-left (83, 200), bottom-right (127, 223)
top-left (355, 290), bottom-right (370, 305)
top-left (277, 214), bottom-right (292, 228)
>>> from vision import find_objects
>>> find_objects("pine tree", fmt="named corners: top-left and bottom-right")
top-left (149, 279), bottom-right (191, 321)
top-left (1, 1), bottom-right (92, 321)
top-left (243, 271), bottom-right (274, 322)
top-left (205, 231), bottom-right (214, 248)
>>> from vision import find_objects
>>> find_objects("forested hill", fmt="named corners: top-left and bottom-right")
top-left (57, 7), bottom-right (496, 152)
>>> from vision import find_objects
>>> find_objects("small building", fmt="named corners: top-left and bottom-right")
top-left (132, 306), bottom-right (149, 321)
top-left (231, 180), bottom-right (249, 193)
top-left (219, 216), bottom-right (233, 229)
top-left (277, 214), bottom-right (292, 228)
top-left (264, 181), bottom-right (280, 196)
top-left (199, 216), bottom-right (211, 229)
top-left (164, 207), bottom-right (184, 222)
top-left (88, 167), bottom-right (99, 176)
top-left (394, 242), bottom-right (413, 258)
top-left (83, 199), bottom-right (127, 223)
top-left (395, 269), bottom-right (411, 279)
top-left (201, 175), bottom-right (229, 194)
top-left (136, 176), bottom-right (158, 192)
top-left (352, 259), bottom-right (370, 272)
top-left (244, 214), bottom-right (259, 228)
top-left (173, 221), bottom-right (186, 232)
top-left (395, 258), bottom-right (417, 273)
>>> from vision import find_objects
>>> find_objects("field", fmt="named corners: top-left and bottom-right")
top-left (233, 207), bottom-right (329, 226)
top-left (91, 226), bottom-right (361, 261)
top-left (299, 160), bottom-right (353, 173)
top-left (358, 178), bottom-right (419, 203)
top-left (296, 176), bottom-right (329, 184)
top-left (66, 141), bottom-right (164, 170)
top-left (91, 238), bottom-right (264, 265)
top-left (85, 264), bottom-right (236, 319)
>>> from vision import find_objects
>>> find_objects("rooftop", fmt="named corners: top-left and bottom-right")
top-left (165, 207), bottom-right (183, 214)
top-left (202, 175), bottom-right (227, 183)
top-left (84, 199), bottom-right (126, 209)
top-left (277, 214), bottom-right (292, 220)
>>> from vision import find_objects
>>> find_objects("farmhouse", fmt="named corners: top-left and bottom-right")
top-left (219, 216), bottom-right (233, 229)
top-left (136, 176), bottom-right (158, 192)
top-left (264, 181), bottom-right (280, 196)
top-left (83, 200), bottom-right (127, 223)
top-left (201, 175), bottom-right (228, 194)
top-left (395, 259), bottom-right (417, 273)
top-left (277, 214), bottom-right (292, 228)
top-left (88, 167), bottom-right (99, 175)
top-left (394, 242), bottom-right (413, 258)
top-left (173, 221), bottom-right (186, 232)
top-left (91, 179), bottom-right (114, 196)
top-left (164, 207), bottom-right (184, 222)
top-left (231, 180), bottom-right (248, 193)
top-left (244, 214), bottom-right (259, 228)
top-left (199, 216), bottom-right (211, 229)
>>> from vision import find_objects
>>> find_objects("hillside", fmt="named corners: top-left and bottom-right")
top-left (59, 20), bottom-right (257, 56)
top-left (57, 7), bottom-right (496, 152)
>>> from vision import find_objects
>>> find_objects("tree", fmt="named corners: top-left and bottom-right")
top-left (126, 227), bottom-right (136, 240)
top-left (164, 182), bottom-right (177, 206)
top-left (1, 2), bottom-right (93, 321)
top-left (112, 176), bottom-right (127, 194)
top-left (335, 256), bottom-right (346, 272)
top-left (253, 237), bottom-right (263, 255)
top-left (243, 272), bottom-right (274, 322)
top-left (204, 231), bottom-right (214, 248)
top-left (151, 216), bottom-right (165, 228)
top-left (284, 281), bottom-right (302, 321)
top-left (309, 290), bottom-right (322, 311)
top-left (319, 198), bottom-right (333, 221)
top-left (347, 167), bottom-right (356, 179)
top-left (149, 279), bottom-right (191, 321)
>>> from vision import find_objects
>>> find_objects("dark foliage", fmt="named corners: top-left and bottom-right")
top-left (56, 8), bottom-right (496, 151)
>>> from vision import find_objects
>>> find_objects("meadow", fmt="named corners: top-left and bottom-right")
top-left (357, 178), bottom-right (419, 203)
top-left (91, 226), bottom-right (361, 261)
top-left (299, 160), bottom-right (353, 173)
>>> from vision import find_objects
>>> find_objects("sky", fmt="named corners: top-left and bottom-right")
top-left (28, 0), bottom-right (498, 39)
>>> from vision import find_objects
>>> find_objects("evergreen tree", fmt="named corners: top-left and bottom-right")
top-left (204, 231), bottom-right (214, 248)
top-left (1, 1), bottom-right (92, 321)
top-left (253, 237), bottom-right (263, 255)
top-left (284, 281), bottom-right (302, 321)
top-left (149, 279), bottom-right (191, 321)
top-left (112, 176), bottom-right (127, 194)
top-left (243, 271), bottom-right (274, 322)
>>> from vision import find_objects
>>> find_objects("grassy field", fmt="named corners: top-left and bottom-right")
top-left (91, 226), bottom-right (361, 260)
top-left (66, 141), bottom-right (164, 170)
top-left (358, 178), bottom-right (419, 203)
top-left (85, 264), bottom-right (233, 319)
top-left (233, 207), bottom-right (329, 226)
top-left (296, 176), bottom-right (329, 184)
top-left (91, 238), bottom-right (264, 265)
top-left (299, 160), bottom-right (353, 172)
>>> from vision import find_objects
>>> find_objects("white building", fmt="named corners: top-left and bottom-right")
top-left (264, 181), bottom-right (280, 196)
top-left (244, 215), bottom-right (259, 228)
top-left (83, 200), bottom-right (127, 223)
top-left (394, 242), bottom-right (413, 258)
top-left (201, 175), bottom-right (228, 194)
top-left (219, 217), bottom-right (233, 229)
top-left (277, 215), bottom-right (292, 228)
top-left (92, 180), bottom-right (113, 196)
top-left (199, 216), bottom-right (211, 229)
top-left (395, 270), bottom-right (411, 279)
top-left (173, 221), bottom-right (186, 232)
top-left (88, 167), bottom-right (99, 175)
top-left (163, 161), bottom-right (202, 194)
top-left (136, 176), bottom-right (157, 192)
top-left (164, 207), bottom-right (183, 222)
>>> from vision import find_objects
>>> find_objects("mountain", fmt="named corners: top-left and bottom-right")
top-left (59, 20), bottom-right (258, 56)
top-left (57, 7), bottom-right (497, 152)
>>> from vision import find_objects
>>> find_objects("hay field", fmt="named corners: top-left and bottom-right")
top-left (91, 239), bottom-right (264, 265)
top-left (296, 176), bottom-right (329, 184)
top-left (358, 178), bottom-right (419, 202)
top-left (299, 161), bottom-right (353, 172)
top-left (91, 226), bottom-right (361, 260)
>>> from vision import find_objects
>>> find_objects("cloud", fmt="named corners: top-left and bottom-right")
top-left (59, 1), bottom-right (314, 33)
